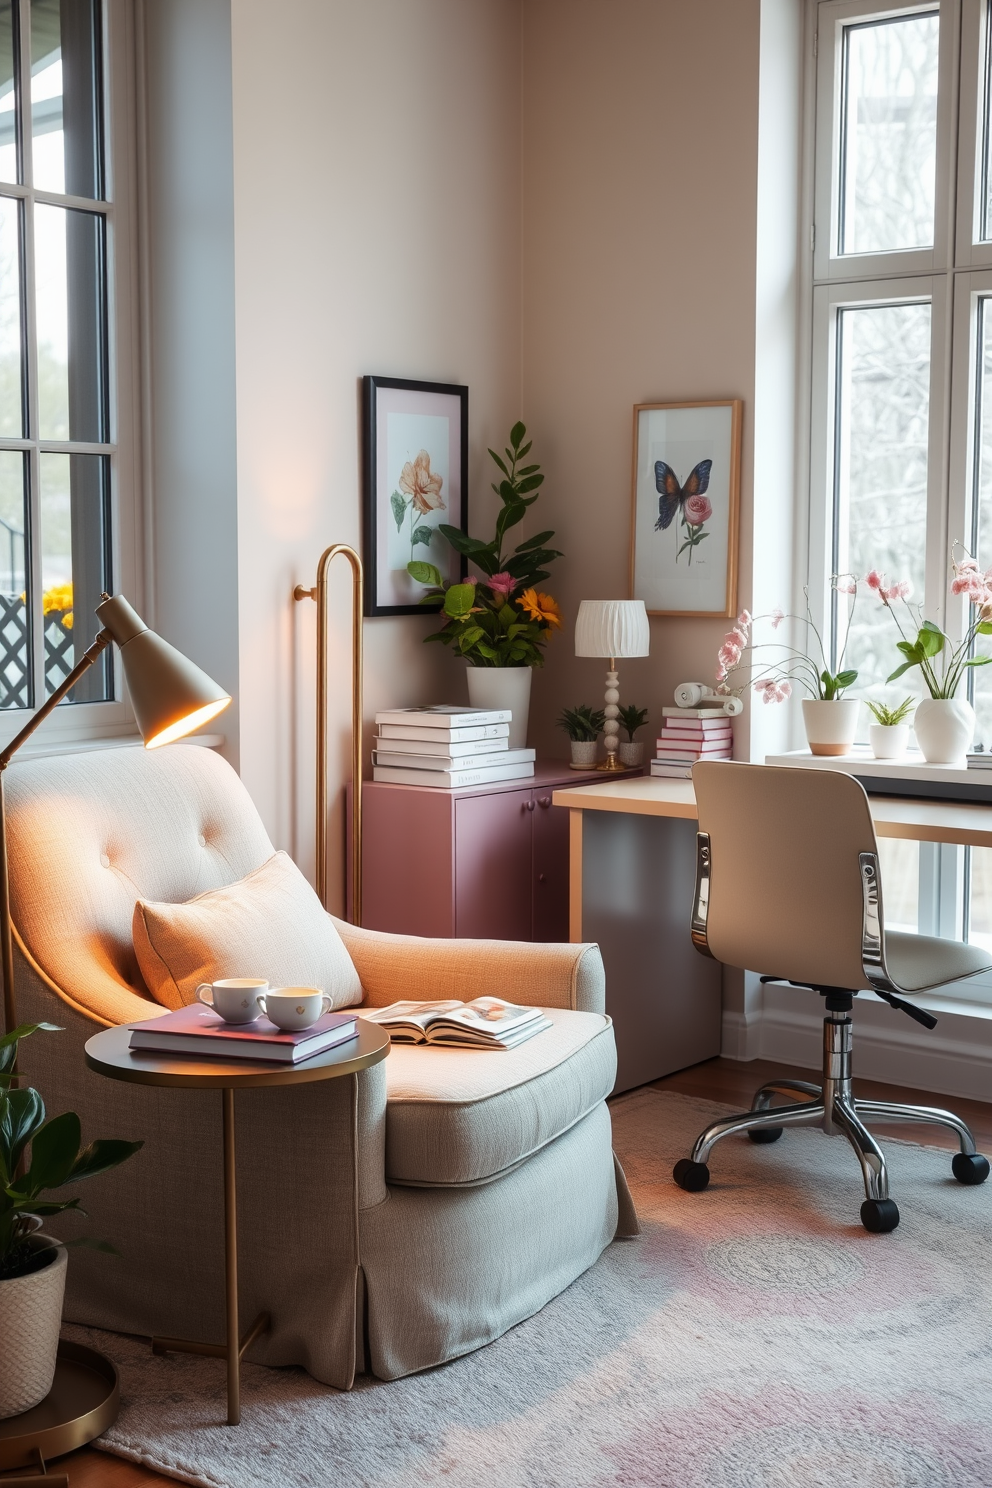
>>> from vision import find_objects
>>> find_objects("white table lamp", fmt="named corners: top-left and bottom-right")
top-left (574, 599), bottom-right (650, 771)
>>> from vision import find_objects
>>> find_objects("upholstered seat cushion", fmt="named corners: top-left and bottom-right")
top-left (885, 930), bottom-right (992, 993)
top-left (380, 1007), bottom-right (616, 1186)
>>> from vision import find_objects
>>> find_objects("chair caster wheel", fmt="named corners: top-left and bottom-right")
top-left (673, 1158), bottom-right (710, 1192)
top-left (860, 1198), bottom-right (899, 1233)
top-left (748, 1126), bottom-right (783, 1143)
top-left (952, 1152), bottom-right (990, 1185)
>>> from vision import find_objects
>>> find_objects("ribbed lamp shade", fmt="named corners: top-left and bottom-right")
top-left (574, 600), bottom-right (650, 659)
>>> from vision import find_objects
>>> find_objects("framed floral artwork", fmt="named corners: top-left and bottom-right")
top-left (362, 376), bottom-right (469, 616)
top-left (629, 399), bottom-right (742, 618)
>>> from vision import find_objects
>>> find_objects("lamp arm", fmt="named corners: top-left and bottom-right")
top-left (1, 627), bottom-right (112, 1033)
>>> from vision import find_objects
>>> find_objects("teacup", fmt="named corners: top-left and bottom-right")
top-left (260, 987), bottom-right (332, 1032)
top-left (196, 978), bottom-right (268, 1025)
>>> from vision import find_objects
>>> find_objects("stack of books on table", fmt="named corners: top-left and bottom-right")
top-left (650, 707), bottom-right (733, 779)
top-left (372, 706), bottom-right (536, 788)
top-left (126, 1005), bottom-right (359, 1064)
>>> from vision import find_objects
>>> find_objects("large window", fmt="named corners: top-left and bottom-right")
top-left (810, 0), bottom-right (992, 977)
top-left (0, 0), bottom-right (135, 731)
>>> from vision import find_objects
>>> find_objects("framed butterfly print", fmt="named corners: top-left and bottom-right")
top-left (630, 399), bottom-right (742, 617)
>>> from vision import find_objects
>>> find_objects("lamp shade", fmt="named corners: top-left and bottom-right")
top-left (574, 599), bottom-right (650, 659)
top-left (95, 594), bottom-right (231, 748)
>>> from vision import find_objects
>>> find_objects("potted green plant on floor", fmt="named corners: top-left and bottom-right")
top-left (558, 704), bottom-right (606, 769)
top-left (406, 422), bottom-right (563, 749)
top-left (616, 704), bottom-right (649, 768)
top-left (865, 696), bottom-right (914, 760)
top-left (0, 1022), bottom-right (142, 1419)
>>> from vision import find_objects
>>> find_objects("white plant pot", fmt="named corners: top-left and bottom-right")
top-left (869, 723), bottom-right (910, 760)
top-left (0, 1240), bottom-right (66, 1419)
top-left (570, 740), bottom-right (599, 768)
top-left (618, 741), bottom-right (644, 768)
top-left (801, 699), bottom-right (860, 757)
top-left (913, 697), bottom-right (975, 766)
top-left (466, 665), bottom-right (532, 750)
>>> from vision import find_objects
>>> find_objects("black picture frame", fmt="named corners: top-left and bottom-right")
top-left (362, 375), bottom-right (469, 617)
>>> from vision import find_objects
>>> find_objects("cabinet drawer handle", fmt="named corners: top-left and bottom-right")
top-left (538, 873), bottom-right (547, 882)
top-left (525, 799), bottom-right (536, 811)
top-left (537, 796), bottom-right (551, 808)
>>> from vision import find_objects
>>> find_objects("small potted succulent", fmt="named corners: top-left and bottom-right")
top-left (558, 704), bottom-right (605, 768)
top-left (0, 1022), bottom-right (142, 1419)
top-left (865, 696), bottom-right (914, 760)
top-left (617, 705), bottom-right (649, 769)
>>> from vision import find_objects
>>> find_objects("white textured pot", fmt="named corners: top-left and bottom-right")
top-left (618, 741), bottom-right (644, 768)
top-left (570, 740), bottom-right (599, 769)
top-left (466, 665), bottom-right (532, 750)
top-left (0, 1240), bottom-right (66, 1419)
top-left (801, 699), bottom-right (860, 757)
top-left (869, 723), bottom-right (910, 760)
top-left (913, 697), bottom-right (975, 765)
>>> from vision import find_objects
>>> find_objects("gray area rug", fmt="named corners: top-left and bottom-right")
top-left (67, 1089), bottom-right (992, 1487)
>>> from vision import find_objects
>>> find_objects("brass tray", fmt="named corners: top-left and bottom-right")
top-left (0, 1340), bottom-right (119, 1472)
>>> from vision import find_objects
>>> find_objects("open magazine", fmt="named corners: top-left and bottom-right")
top-left (362, 996), bottom-right (552, 1049)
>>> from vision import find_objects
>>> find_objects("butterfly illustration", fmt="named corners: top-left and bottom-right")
top-left (654, 459), bottom-right (713, 530)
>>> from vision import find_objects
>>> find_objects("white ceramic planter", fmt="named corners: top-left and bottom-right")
top-left (466, 666), bottom-right (532, 750)
top-left (0, 1240), bottom-right (66, 1419)
top-left (913, 697), bottom-right (975, 765)
top-left (869, 723), bottom-right (910, 760)
top-left (801, 699), bottom-right (860, 757)
top-left (570, 740), bottom-right (599, 769)
top-left (618, 741), bottom-right (644, 768)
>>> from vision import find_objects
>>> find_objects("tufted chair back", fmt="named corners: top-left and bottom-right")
top-left (5, 744), bottom-right (274, 1025)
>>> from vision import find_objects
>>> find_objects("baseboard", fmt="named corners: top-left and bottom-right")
top-left (725, 985), bottom-right (992, 1103)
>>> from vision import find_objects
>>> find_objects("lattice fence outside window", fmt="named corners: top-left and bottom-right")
top-left (0, 594), bottom-right (77, 710)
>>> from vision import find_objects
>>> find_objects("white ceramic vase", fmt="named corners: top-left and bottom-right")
top-left (570, 740), bottom-right (598, 769)
top-left (913, 697), bottom-right (975, 765)
top-left (869, 723), bottom-right (910, 760)
top-left (466, 665), bottom-right (532, 750)
top-left (801, 699), bottom-right (860, 757)
top-left (618, 741), bottom-right (644, 768)
top-left (0, 1240), bottom-right (66, 1419)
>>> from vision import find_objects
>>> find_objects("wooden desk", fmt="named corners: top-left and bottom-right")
top-left (551, 777), bottom-right (992, 1093)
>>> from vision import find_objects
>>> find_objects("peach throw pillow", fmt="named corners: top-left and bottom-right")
top-left (132, 851), bottom-right (364, 1012)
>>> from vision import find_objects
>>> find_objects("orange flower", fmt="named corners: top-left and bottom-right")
top-left (517, 588), bottom-right (561, 630)
top-left (398, 450), bottom-right (445, 516)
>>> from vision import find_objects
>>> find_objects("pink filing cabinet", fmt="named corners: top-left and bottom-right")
top-left (359, 763), bottom-right (632, 942)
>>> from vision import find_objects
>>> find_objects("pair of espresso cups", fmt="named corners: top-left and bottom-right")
top-left (196, 978), bottom-right (332, 1032)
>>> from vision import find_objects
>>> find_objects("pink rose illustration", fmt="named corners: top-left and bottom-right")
top-left (684, 494), bottom-right (712, 527)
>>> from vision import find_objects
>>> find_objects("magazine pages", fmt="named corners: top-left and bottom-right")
top-left (362, 996), bottom-right (552, 1049)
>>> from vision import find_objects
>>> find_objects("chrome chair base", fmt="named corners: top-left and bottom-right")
top-left (673, 1009), bottom-right (990, 1232)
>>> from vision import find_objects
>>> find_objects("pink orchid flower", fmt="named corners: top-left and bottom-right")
top-left (865, 569), bottom-right (885, 592)
top-left (736, 610), bottom-right (752, 629)
top-left (770, 607), bottom-right (785, 629)
top-left (834, 576), bottom-right (857, 596)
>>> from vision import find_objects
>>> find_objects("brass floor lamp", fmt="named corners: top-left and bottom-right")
top-left (294, 545), bottom-right (363, 921)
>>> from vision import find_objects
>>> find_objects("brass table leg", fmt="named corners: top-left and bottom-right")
top-left (151, 1087), bottom-right (270, 1426)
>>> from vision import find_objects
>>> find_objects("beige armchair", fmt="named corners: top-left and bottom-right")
top-left (8, 744), bottom-right (635, 1387)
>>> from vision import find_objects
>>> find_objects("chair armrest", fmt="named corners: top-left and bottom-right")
top-left (332, 918), bottom-right (606, 1014)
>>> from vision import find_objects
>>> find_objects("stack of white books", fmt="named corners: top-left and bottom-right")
top-left (372, 706), bottom-right (536, 788)
top-left (650, 707), bottom-right (733, 779)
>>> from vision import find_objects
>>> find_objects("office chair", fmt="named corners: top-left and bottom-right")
top-left (675, 761), bottom-right (991, 1232)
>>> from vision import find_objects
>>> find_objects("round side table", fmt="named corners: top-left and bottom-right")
top-left (84, 1020), bottom-right (389, 1426)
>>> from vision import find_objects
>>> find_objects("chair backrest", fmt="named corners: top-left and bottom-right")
top-left (5, 743), bottom-right (274, 1025)
top-left (692, 760), bottom-right (880, 989)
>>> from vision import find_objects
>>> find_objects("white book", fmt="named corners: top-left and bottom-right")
top-left (374, 747), bottom-right (536, 771)
top-left (361, 997), bottom-right (552, 1049)
top-left (377, 722), bottom-right (510, 743)
top-left (661, 706), bottom-right (734, 718)
top-left (374, 733), bottom-right (509, 757)
top-left (650, 761), bottom-right (694, 778)
top-left (373, 761), bottom-right (536, 789)
top-left (656, 742), bottom-right (731, 757)
top-left (374, 706), bottom-right (512, 729)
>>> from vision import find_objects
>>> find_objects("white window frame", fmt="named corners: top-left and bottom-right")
top-left (0, 0), bottom-right (142, 751)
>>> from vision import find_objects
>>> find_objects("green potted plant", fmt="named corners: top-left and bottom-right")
top-left (407, 422), bottom-right (563, 749)
top-left (865, 696), bottom-right (914, 760)
top-left (0, 1022), bottom-right (142, 1420)
top-left (558, 704), bottom-right (606, 769)
top-left (617, 704), bottom-right (649, 769)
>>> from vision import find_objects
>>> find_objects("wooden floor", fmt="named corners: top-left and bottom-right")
top-left (42, 1055), bottom-right (992, 1487)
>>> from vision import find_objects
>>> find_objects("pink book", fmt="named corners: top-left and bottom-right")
top-left (660, 719), bottom-right (733, 734)
top-left (656, 740), bottom-right (732, 755)
top-left (127, 1004), bottom-right (359, 1063)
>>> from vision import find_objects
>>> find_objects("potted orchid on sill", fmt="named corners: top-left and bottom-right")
top-left (714, 581), bottom-right (862, 755)
top-left (865, 558), bottom-right (992, 765)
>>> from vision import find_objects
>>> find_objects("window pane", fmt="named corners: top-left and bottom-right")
top-left (35, 203), bottom-right (106, 442)
top-left (0, 449), bottom-right (29, 709)
top-left (970, 849), bottom-right (992, 953)
top-left (0, 2), bottom-right (17, 185)
top-left (970, 298), bottom-right (992, 748)
top-left (0, 194), bottom-right (21, 436)
top-left (833, 303), bottom-right (931, 713)
top-left (878, 836), bottom-right (919, 931)
top-left (839, 13), bottom-right (939, 256)
top-left (40, 450), bottom-right (110, 702)
top-left (31, 0), bottom-right (102, 199)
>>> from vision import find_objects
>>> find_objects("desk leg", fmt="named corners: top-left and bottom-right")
top-left (569, 809), bottom-right (583, 942)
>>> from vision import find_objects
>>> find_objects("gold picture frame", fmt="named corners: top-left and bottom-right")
top-left (629, 398), bottom-right (742, 618)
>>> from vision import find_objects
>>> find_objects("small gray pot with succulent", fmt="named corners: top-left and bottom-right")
top-left (617, 704), bottom-right (649, 769)
top-left (558, 704), bottom-right (606, 768)
top-left (866, 697), bottom-right (914, 760)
